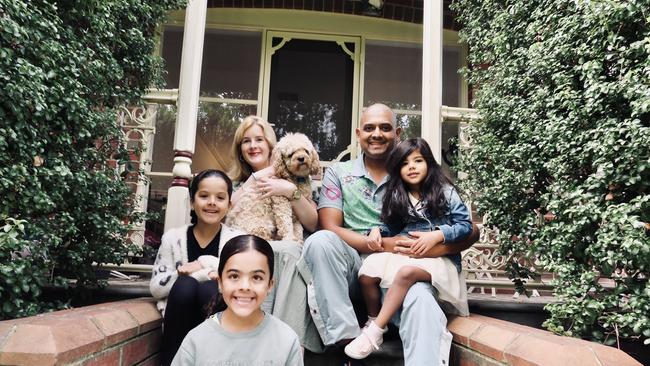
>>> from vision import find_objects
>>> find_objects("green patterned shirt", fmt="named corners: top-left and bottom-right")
top-left (317, 155), bottom-right (388, 233)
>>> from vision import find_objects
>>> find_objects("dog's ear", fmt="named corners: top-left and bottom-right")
top-left (271, 147), bottom-right (286, 178)
top-left (309, 148), bottom-right (321, 176)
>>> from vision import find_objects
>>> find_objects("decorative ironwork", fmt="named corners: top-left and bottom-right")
top-left (448, 109), bottom-right (552, 297)
top-left (117, 103), bottom-right (159, 249)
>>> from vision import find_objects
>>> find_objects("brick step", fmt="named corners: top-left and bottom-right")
top-left (0, 298), bottom-right (641, 366)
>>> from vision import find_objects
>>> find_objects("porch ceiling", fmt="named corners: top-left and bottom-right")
top-left (206, 0), bottom-right (461, 30)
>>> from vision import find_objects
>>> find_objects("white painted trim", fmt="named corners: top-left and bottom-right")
top-left (164, 0), bottom-right (207, 232)
top-left (198, 96), bottom-right (258, 105)
top-left (421, 1), bottom-right (443, 163)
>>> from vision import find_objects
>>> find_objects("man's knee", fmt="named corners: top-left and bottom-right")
top-left (302, 230), bottom-right (342, 262)
top-left (403, 282), bottom-right (440, 310)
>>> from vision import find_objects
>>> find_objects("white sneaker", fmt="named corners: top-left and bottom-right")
top-left (344, 321), bottom-right (387, 360)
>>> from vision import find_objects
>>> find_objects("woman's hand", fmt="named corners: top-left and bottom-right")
top-left (252, 166), bottom-right (275, 180)
top-left (257, 177), bottom-right (297, 200)
top-left (177, 260), bottom-right (203, 276)
top-left (395, 231), bottom-right (445, 257)
top-left (366, 227), bottom-right (383, 252)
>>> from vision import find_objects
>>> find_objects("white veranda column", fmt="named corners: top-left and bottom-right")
top-left (164, 0), bottom-right (207, 232)
top-left (421, 0), bottom-right (443, 163)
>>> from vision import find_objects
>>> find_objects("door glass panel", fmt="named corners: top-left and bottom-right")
top-left (441, 121), bottom-right (460, 178)
top-left (365, 41), bottom-right (464, 109)
top-left (267, 38), bottom-right (354, 161)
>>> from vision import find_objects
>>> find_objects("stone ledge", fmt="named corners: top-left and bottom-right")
top-left (448, 314), bottom-right (642, 366)
top-left (0, 298), bottom-right (642, 366)
top-left (0, 298), bottom-right (161, 366)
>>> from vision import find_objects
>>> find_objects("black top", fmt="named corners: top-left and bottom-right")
top-left (186, 225), bottom-right (221, 262)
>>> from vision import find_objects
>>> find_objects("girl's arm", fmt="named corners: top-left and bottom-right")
top-left (366, 227), bottom-right (383, 252)
top-left (149, 233), bottom-right (180, 300)
top-left (436, 188), bottom-right (473, 243)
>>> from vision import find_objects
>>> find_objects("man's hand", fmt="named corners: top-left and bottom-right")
top-left (177, 261), bottom-right (203, 276)
top-left (366, 227), bottom-right (383, 252)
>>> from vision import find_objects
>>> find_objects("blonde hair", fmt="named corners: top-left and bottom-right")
top-left (229, 116), bottom-right (277, 182)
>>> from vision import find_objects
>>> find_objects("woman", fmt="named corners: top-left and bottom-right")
top-left (229, 116), bottom-right (317, 231)
top-left (227, 116), bottom-right (323, 353)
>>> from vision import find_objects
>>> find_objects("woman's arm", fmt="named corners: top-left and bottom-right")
top-left (257, 176), bottom-right (318, 232)
top-left (290, 193), bottom-right (318, 232)
top-left (230, 166), bottom-right (275, 206)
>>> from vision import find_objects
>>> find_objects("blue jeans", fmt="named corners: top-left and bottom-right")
top-left (298, 230), bottom-right (452, 365)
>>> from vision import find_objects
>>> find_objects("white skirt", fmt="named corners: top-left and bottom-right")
top-left (358, 252), bottom-right (469, 316)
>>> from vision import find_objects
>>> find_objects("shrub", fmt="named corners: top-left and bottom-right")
top-left (0, 0), bottom-right (185, 319)
top-left (453, 0), bottom-right (649, 345)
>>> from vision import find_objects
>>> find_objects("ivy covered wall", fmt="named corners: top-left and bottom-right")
top-left (454, 0), bottom-right (649, 345)
top-left (0, 0), bottom-right (185, 319)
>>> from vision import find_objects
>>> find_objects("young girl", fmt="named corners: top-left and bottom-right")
top-left (149, 169), bottom-right (244, 366)
top-left (345, 138), bottom-right (472, 360)
top-left (171, 235), bottom-right (303, 366)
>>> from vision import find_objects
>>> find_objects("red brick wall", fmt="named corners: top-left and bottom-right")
top-left (0, 299), bottom-right (639, 365)
top-left (0, 299), bottom-right (162, 366)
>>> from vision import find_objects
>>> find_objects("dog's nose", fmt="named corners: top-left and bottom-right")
top-left (297, 156), bottom-right (305, 162)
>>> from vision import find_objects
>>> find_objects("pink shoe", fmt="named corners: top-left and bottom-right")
top-left (344, 321), bottom-right (386, 360)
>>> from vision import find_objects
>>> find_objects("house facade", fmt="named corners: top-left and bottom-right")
top-left (131, 1), bottom-right (475, 246)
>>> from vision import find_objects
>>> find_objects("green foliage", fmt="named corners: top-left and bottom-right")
top-left (453, 0), bottom-right (650, 344)
top-left (0, 218), bottom-right (65, 317)
top-left (0, 0), bottom-right (184, 319)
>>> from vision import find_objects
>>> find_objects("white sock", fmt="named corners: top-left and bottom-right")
top-left (366, 321), bottom-right (387, 340)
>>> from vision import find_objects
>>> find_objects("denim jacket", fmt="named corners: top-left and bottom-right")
top-left (379, 185), bottom-right (472, 272)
